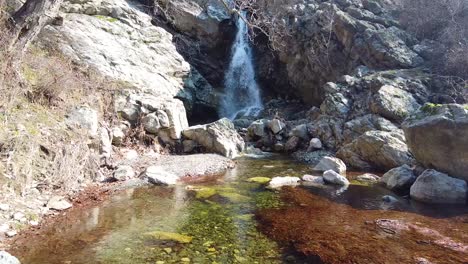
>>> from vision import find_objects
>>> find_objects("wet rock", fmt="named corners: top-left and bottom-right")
top-left (382, 195), bottom-right (398, 203)
top-left (268, 119), bottom-right (285, 134)
top-left (0, 251), bottom-right (20, 264)
top-left (403, 104), bottom-right (468, 181)
top-left (113, 165), bottom-right (135, 181)
top-left (246, 177), bottom-right (271, 184)
top-left (144, 231), bottom-right (193, 243)
top-left (314, 156), bottom-right (347, 174)
top-left (356, 173), bottom-right (380, 183)
top-left (337, 130), bottom-right (414, 171)
top-left (381, 165), bottom-right (416, 193)
top-left (182, 118), bottom-right (245, 158)
top-left (302, 175), bottom-right (325, 186)
top-left (268, 177), bottom-right (301, 189)
top-left (369, 85), bottom-right (420, 123)
top-left (66, 106), bottom-right (99, 136)
top-left (410, 170), bottom-right (467, 204)
top-left (144, 166), bottom-right (179, 186)
top-left (323, 170), bottom-right (349, 186)
top-left (47, 196), bottom-right (73, 211)
top-left (285, 136), bottom-right (300, 152)
top-left (308, 138), bottom-right (323, 151)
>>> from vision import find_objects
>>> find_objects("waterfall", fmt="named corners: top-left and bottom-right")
top-left (220, 12), bottom-right (263, 120)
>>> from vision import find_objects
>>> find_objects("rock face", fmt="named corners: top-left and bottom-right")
top-left (0, 251), bottom-right (20, 264)
top-left (314, 156), bottom-right (347, 174)
top-left (255, 0), bottom-right (423, 104)
top-left (410, 170), bottom-right (467, 204)
top-left (337, 130), bottom-right (414, 171)
top-left (403, 104), bottom-right (468, 181)
top-left (380, 165), bottom-right (416, 193)
top-left (182, 118), bottom-right (245, 158)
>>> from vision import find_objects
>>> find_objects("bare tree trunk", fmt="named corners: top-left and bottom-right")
top-left (8, 0), bottom-right (64, 56)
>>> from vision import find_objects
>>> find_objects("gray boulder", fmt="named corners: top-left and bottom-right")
top-left (145, 166), bottom-right (179, 186)
top-left (0, 251), bottom-right (20, 264)
top-left (343, 114), bottom-right (398, 144)
top-left (337, 130), bottom-right (414, 171)
top-left (268, 119), bottom-right (285, 134)
top-left (323, 170), bottom-right (349, 186)
top-left (410, 170), bottom-right (467, 204)
top-left (182, 118), bottom-right (245, 158)
top-left (66, 106), bottom-right (99, 136)
top-left (289, 124), bottom-right (309, 140)
top-left (268, 177), bottom-right (301, 189)
top-left (369, 85), bottom-right (420, 123)
top-left (248, 119), bottom-right (268, 138)
top-left (380, 165), bottom-right (416, 193)
top-left (47, 196), bottom-right (72, 211)
top-left (403, 104), bottom-right (468, 181)
top-left (141, 112), bottom-right (161, 134)
top-left (314, 156), bottom-right (347, 174)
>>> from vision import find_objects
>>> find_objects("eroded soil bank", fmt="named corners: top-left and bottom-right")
top-left (7, 156), bottom-right (468, 264)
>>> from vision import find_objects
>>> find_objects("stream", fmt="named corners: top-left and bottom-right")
top-left (10, 156), bottom-right (468, 264)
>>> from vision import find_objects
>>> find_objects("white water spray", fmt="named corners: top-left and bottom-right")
top-left (220, 12), bottom-right (263, 120)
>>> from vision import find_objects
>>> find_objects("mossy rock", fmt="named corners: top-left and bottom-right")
top-left (194, 187), bottom-right (217, 199)
top-left (144, 231), bottom-right (193, 243)
top-left (246, 177), bottom-right (271, 184)
top-left (218, 191), bottom-right (250, 203)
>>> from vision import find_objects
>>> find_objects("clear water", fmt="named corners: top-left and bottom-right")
top-left (11, 156), bottom-right (468, 263)
top-left (220, 13), bottom-right (263, 120)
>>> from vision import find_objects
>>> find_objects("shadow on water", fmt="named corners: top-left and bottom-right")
top-left (10, 155), bottom-right (468, 264)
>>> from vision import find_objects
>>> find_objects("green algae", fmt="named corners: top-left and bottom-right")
top-left (218, 191), bottom-right (251, 203)
top-left (246, 177), bottom-right (271, 184)
top-left (94, 15), bottom-right (118, 23)
top-left (144, 231), bottom-right (193, 244)
top-left (194, 187), bottom-right (217, 199)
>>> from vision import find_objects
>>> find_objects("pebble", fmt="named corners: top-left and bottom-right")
top-left (0, 204), bottom-right (10, 211)
top-left (5, 230), bottom-right (17, 237)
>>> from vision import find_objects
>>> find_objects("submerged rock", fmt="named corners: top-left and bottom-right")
top-left (410, 170), bottom-right (467, 205)
top-left (144, 231), bottom-right (193, 243)
top-left (314, 156), bottom-right (347, 174)
top-left (193, 187), bottom-right (217, 199)
top-left (268, 177), bottom-right (301, 189)
top-left (380, 165), bottom-right (416, 193)
top-left (323, 170), bottom-right (349, 186)
top-left (403, 104), bottom-right (468, 181)
top-left (0, 251), bottom-right (20, 264)
top-left (182, 118), bottom-right (245, 158)
top-left (356, 173), bottom-right (380, 183)
top-left (246, 177), bottom-right (271, 184)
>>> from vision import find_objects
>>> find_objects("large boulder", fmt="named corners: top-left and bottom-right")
top-left (410, 170), bottom-right (467, 205)
top-left (182, 118), bottom-right (245, 158)
top-left (380, 165), bottom-right (416, 193)
top-left (403, 104), bottom-right (468, 181)
top-left (144, 166), bottom-right (179, 186)
top-left (343, 114), bottom-right (398, 144)
top-left (0, 251), bottom-right (20, 264)
top-left (369, 85), bottom-right (420, 123)
top-left (323, 170), bottom-right (349, 186)
top-left (337, 130), bottom-right (415, 171)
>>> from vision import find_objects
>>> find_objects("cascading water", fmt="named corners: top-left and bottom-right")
top-left (220, 12), bottom-right (263, 120)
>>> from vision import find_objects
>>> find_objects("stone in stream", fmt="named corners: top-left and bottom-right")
top-left (302, 175), bottom-right (326, 186)
top-left (314, 156), bottom-right (347, 174)
top-left (356, 173), bottom-right (380, 183)
top-left (323, 170), bottom-right (349, 186)
top-left (0, 251), bottom-right (20, 264)
top-left (246, 177), bottom-right (271, 184)
top-left (380, 165), bottom-right (416, 193)
top-left (268, 177), bottom-right (301, 189)
top-left (410, 170), bottom-right (467, 204)
top-left (144, 166), bottom-right (179, 186)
